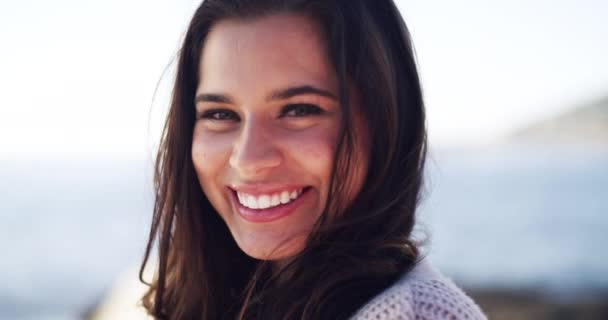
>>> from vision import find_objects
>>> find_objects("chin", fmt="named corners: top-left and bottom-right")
top-left (236, 234), bottom-right (307, 262)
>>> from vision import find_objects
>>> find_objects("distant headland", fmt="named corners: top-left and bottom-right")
top-left (505, 94), bottom-right (608, 146)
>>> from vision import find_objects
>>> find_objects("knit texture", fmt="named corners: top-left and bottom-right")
top-left (350, 260), bottom-right (486, 320)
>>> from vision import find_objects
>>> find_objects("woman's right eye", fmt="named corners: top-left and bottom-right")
top-left (198, 109), bottom-right (239, 121)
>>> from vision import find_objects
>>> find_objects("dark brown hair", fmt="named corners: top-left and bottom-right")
top-left (140, 0), bottom-right (427, 319)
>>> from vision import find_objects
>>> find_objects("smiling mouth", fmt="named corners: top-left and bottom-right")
top-left (228, 186), bottom-right (313, 223)
top-left (234, 187), bottom-right (309, 209)
top-left (232, 187), bottom-right (310, 210)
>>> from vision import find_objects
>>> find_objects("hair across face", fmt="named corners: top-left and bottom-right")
top-left (192, 13), bottom-right (369, 263)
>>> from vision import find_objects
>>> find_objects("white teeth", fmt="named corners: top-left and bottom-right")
top-left (280, 191), bottom-right (290, 204)
top-left (237, 188), bottom-right (304, 209)
top-left (258, 195), bottom-right (270, 209)
top-left (270, 194), bottom-right (280, 207)
top-left (247, 195), bottom-right (259, 209)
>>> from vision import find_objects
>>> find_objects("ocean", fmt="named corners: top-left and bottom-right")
top-left (1, 145), bottom-right (607, 319)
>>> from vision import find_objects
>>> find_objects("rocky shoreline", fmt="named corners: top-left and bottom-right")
top-left (469, 288), bottom-right (608, 320)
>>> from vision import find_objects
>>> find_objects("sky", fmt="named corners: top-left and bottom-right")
top-left (1, 0), bottom-right (607, 159)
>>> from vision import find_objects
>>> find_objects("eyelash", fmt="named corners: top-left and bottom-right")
top-left (198, 104), bottom-right (324, 121)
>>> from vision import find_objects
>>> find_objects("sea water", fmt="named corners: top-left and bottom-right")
top-left (1, 145), bottom-right (607, 319)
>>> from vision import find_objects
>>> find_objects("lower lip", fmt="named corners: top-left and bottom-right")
top-left (230, 188), bottom-right (311, 223)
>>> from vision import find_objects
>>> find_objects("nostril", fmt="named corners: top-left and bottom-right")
top-left (228, 141), bottom-right (283, 174)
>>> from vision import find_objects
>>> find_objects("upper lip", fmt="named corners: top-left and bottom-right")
top-left (228, 183), bottom-right (309, 196)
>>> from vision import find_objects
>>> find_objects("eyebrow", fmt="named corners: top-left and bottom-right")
top-left (194, 93), bottom-right (233, 104)
top-left (268, 85), bottom-right (338, 101)
top-left (194, 85), bottom-right (337, 104)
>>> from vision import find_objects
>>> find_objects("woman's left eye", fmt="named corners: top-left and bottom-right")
top-left (281, 104), bottom-right (324, 117)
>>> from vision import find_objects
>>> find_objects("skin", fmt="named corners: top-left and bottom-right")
top-left (192, 13), bottom-right (369, 265)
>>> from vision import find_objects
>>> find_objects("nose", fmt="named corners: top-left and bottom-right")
top-left (229, 117), bottom-right (282, 177)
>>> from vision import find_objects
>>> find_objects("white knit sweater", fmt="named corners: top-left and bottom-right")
top-left (350, 259), bottom-right (487, 320)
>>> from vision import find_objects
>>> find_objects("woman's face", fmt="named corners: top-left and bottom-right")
top-left (192, 13), bottom-right (368, 263)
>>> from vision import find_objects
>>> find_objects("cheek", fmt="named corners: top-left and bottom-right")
top-left (280, 124), bottom-right (338, 184)
top-left (191, 128), bottom-right (235, 188)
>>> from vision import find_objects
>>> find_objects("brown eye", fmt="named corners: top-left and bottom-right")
top-left (199, 109), bottom-right (239, 121)
top-left (281, 104), bottom-right (324, 117)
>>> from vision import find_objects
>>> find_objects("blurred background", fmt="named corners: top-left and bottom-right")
top-left (1, 0), bottom-right (607, 319)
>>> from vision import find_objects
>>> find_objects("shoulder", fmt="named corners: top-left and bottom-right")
top-left (350, 259), bottom-right (487, 320)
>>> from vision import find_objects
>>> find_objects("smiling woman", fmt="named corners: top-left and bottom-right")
top-left (140, 0), bottom-right (485, 319)
top-left (192, 14), bottom-right (368, 263)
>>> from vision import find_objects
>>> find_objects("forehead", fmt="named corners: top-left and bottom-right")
top-left (198, 13), bottom-right (337, 99)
